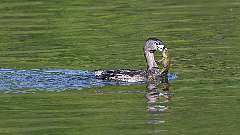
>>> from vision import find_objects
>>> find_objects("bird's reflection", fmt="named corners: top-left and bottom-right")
top-left (145, 73), bottom-right (172, 114)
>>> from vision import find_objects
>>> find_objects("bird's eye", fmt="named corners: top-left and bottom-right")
top-left (155, 42), bottom-right (159, 45)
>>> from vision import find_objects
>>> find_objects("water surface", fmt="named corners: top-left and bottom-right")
top-left (0, 0), bottom-right (240, 135)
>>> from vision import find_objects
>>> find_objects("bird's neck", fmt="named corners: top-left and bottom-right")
top-left (145, 51), bottom-right (158, 70)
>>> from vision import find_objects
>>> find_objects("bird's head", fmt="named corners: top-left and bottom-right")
top-left (145, 38), bottom-right (166, 53)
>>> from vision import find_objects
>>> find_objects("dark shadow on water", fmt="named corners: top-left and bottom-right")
top-left (0, 69), bottom-right (177, 93)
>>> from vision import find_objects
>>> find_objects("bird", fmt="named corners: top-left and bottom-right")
top-left (94, 38), bottom-right (168, 83)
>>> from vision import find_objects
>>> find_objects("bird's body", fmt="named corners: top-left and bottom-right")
top-left (95, 38), bottom-right (168, 83)
top-left (95, 69), bottom-right (146, 82)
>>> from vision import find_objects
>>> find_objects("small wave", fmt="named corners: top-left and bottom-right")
top-left (0, 69), bottom-right (177, 93)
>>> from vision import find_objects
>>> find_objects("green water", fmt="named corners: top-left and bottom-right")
top-left (0, 0), bottom-right (240, 134)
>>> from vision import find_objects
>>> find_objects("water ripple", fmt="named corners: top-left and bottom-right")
top-left (0, 69), bottom-right (177, 93)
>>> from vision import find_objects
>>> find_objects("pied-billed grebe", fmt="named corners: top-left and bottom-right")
top-left (95, 38), bottom-right (168, 82)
